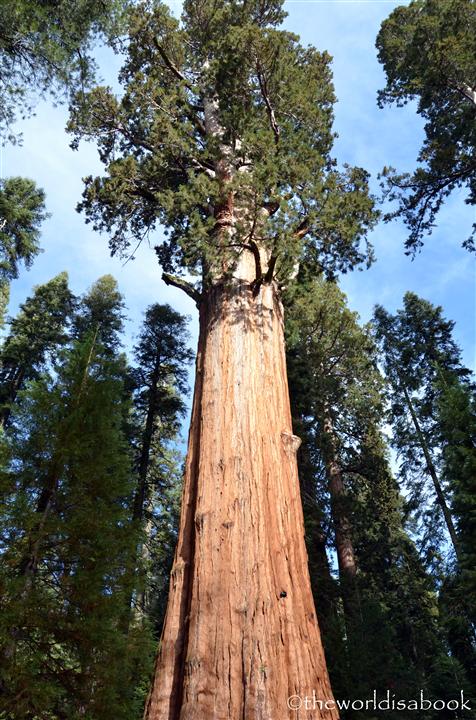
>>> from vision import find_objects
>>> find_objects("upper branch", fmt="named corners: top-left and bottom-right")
top-left (153, 37), bottom-right (193, 90)
top-left (153, 37), bottom-right (207, 137)
top-left (294, 218), bottom-right (311, 240)
top-left (256, 63), bottom-right (280, 145)
top-left (455, 81), bottom-right (476, 107)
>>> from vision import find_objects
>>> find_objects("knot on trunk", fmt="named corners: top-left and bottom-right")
top-left (280, 431), bottom-right (301, 454)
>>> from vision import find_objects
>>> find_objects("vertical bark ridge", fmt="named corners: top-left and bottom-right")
top-left (144, 279), bottom-right (338, 720)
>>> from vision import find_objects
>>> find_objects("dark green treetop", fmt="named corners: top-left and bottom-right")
top-left (68, 0), bottom-right (378, 292)
top-left (0, 178), bottom-right (46, 278)
top-left (0, 177), bottom-right (47, 322)
top-left (0, 272), bottom-right (75, 425)
top-left (376, 0), bottom-right (476, 252)
top-left (73, 274), bottom-right (125, 353)
top-left (132, 303), bottom-right (192, 431)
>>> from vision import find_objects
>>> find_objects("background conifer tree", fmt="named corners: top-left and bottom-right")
top-left (0, 272), bottom-right (74, 426)
top-left (376, 0), bottom-right (476, 252)
top-left (373, 292), bottom-right (472, 567)
top-left (286, 277), bottom-right (474, 717)
top-left (0, 177), bottom-right (47, 325)
top-left (0, 275), bottom-right (151, 719)
top-left (127, 303), bottom-right (192, 626)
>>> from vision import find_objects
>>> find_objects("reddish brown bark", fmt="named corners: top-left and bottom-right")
top-left (144, 276), bottom-right (338, 720)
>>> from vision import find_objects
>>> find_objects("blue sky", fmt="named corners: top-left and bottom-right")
top-left (2, 0), bottom-right (474, 373)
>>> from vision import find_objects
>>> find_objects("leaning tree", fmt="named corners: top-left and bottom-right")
top-left (69, 1), bottom-right (378, 717)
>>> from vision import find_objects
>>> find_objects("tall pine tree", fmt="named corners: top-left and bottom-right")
top-left (286, 277), bottom-right (472, 717)
top-left (128, 303), bottom-right (192, 626)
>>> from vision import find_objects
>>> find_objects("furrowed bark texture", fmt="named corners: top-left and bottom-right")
top-left (144, 277), bottom-right (338, 720)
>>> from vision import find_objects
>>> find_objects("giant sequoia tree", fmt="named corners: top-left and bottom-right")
top-left (69, 1), bottom-right (378, 716)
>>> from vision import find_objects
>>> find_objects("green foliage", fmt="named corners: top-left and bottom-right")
top-left (286, 273), bottom-right (384, 474)
top-left (0, 274), bottom-right (164, 719)
top-left (73, 274), bottom-right (125, 353)
top-left (0, 177), bottom-right (46, 278)
top-left (437, 376), bottom-right (476, 608)
top-left (131, 303), bottom-right (192, 432)
top-left (0, 177), bottom-right (47, 325)
top-left (348, 429), bottom-right (472, 716)
top-left (143, 449), bottom-right (183, 634)
top-left (0, 0), bottom-right (128, 141)
top-left (376, 0), bottom-right (476, 252)
top-left (0, 272), bottom-right (75, 426)
top-left (68, 0), bottom-right (378, 286)
top-left (0, 334), bottom-right (151, 719)
top-left (126, 303), bottom-right (192, 632)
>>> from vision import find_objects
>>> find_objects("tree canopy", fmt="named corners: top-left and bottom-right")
top-left (68, 0), bottom-right (378, 293)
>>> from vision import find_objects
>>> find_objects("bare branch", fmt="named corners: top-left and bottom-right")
top-left (162, 272), bottom-right (202, 306)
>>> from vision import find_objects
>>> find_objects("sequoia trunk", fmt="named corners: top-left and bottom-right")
top-left (144, 277), bottom-right (338, 720)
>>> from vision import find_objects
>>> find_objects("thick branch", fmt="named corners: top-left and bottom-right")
top-left (162, 273), bottom-right (202, 306)
top-left (264, 255), bottom-right (277, 283)
top-left (243, 240), bottom-right (263, 287)
top-left (154, 37), bottom-right (192, 89)
top-left (153, 37), bottom-right (207, 137)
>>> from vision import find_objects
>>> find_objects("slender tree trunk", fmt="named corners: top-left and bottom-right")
top-left (296, 433), bottom-right (339, 635)
top-left (144, 274), bottom-right (338, 720)
top-left (322, 414), bottom-right (357, 585)
top-left (133, 374), bottom-right (159, 525)
top-left (400, 381), bottom-right (461, 560)
top-left (321, 412), bottom-right (361, 644)
top-left (0, 366), bottom-right (25, 428)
